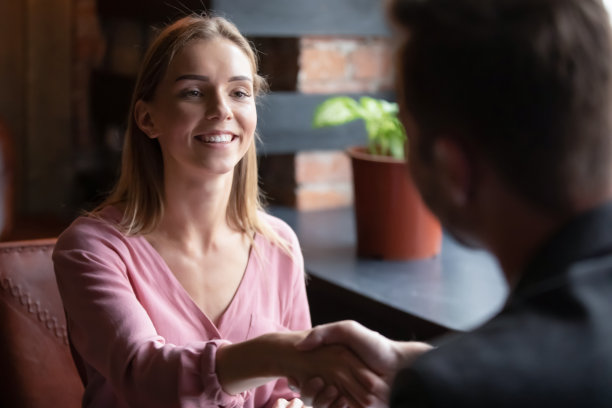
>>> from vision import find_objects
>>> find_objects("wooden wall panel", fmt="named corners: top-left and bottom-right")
top-left (0, 1), bottom-right (25, 210)
top-left (25, 0), bottom-right (73, 215)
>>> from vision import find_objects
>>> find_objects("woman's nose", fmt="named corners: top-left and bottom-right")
top-left (205, 92), bottom-right (232, 121)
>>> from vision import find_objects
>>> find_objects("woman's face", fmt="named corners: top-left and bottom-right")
top-left (140, 37), bottom-right (257, 179)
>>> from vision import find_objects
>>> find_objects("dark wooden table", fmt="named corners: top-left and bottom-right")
top-left (270, 206), bottom-right (508, 341)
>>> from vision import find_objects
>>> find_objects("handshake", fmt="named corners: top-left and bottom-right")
top-left (274, 321), bottom-right (432, 408)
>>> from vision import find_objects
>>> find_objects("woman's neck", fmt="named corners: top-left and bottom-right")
top-left (153, 170), bottom-right (236, 251)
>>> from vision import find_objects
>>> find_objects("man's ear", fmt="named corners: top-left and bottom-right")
top-left (432, 137), bottom-right (472, 207)
top-left (134, 100), bottom-right (159, 139)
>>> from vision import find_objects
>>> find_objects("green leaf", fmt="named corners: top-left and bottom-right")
top-left (312, 97), bottom-right (361, 128)
top-left (312, 95), bottom-right (407, 159)
top-left (358, 98), bottom-right (384, 141)
top-left (359, 97), bottom-right (383, 117)
top-left (389, 117), bottom-right (407, 159)
top-left (389, 136), bottom-right (405, 159)
top-left (380, 100), bottom-right (399, 115)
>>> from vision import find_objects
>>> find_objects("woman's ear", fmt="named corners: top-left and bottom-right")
top-left (134, 100), bottom-right (159, 139)
top-left (432, 137), bottom-right (473, 207)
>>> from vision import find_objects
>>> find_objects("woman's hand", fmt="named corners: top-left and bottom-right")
top-left (272, 398), bottom-right (308, 408)
top-left (289, 377), bottom-right (340, 408)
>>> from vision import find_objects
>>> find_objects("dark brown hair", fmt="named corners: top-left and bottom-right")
top-left (391, 0), bottom-right (612, 212)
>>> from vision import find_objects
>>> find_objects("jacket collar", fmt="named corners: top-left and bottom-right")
top-left (515, 200), bottom-right (612, 295)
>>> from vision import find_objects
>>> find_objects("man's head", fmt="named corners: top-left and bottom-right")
top-left (390, 0), bottom-right (612, 233)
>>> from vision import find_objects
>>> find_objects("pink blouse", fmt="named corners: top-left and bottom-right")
top-left (53, 207), bottom-right (311, 408)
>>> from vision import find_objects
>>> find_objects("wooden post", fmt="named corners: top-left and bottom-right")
top-left (24, 0), bottom-right (73, 215)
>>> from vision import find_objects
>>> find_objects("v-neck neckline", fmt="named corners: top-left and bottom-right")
top-left (138, 232), bottom-right (260, 336)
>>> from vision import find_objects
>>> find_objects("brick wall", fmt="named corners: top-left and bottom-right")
top-left (299, 37), bottom-right (393, 94)
top-left (261, 36), bottom-right (394, 211)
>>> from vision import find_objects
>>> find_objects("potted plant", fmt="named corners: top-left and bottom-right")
top-left (313, 96), bottom-right (442, 260)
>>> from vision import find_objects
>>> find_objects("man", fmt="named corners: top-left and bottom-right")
top-left (298, 0), bottom-right (612, 406)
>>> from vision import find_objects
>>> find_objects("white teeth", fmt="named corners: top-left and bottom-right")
top-left (202, 134), bottom-right (232, 143)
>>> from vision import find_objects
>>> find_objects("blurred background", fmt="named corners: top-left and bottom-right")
top-left (0, 0), bottom-right (395, 240)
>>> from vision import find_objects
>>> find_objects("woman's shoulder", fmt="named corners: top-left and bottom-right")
top-left (54, 206), bottom-right (128, 253)
top-left (257, 210), bottom-right (299, 244)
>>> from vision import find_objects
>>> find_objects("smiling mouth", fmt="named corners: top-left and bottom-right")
top-left (195, 134), bottom-right (236, 144)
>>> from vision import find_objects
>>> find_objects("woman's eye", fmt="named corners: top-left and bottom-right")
top-left (233, 90), bottom-right (251, 99)
top-left (182, 89), bottom-right (202, 98)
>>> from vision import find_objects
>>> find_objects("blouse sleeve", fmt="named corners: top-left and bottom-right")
top-left (52, 218), bottom-right (249, 408)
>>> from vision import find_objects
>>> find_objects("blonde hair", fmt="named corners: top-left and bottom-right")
top-left (96, 14), bottom-right (291, 254)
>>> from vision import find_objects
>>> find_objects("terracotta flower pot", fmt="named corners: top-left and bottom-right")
top-left (347, 146), bottom-right (442, 260)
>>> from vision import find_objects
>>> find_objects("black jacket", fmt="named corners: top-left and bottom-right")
top-left (391, 202), bottom-right (612, 407)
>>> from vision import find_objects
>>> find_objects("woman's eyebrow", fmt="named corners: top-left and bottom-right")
top-left (174, 74), bottom-right (252, 82)
top-left (175, 74), bottom-right (208, 82)
top-left (228, 75), bottom-right (252, 82)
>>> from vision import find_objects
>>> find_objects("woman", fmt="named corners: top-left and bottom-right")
top-left (53, 14), bottom-right (379, 408)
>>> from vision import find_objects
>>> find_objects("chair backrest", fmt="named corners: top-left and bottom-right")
top-left (0, 239), bottom-right (83, 408)
top-left (0, 118), bottom-right (15, 240)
